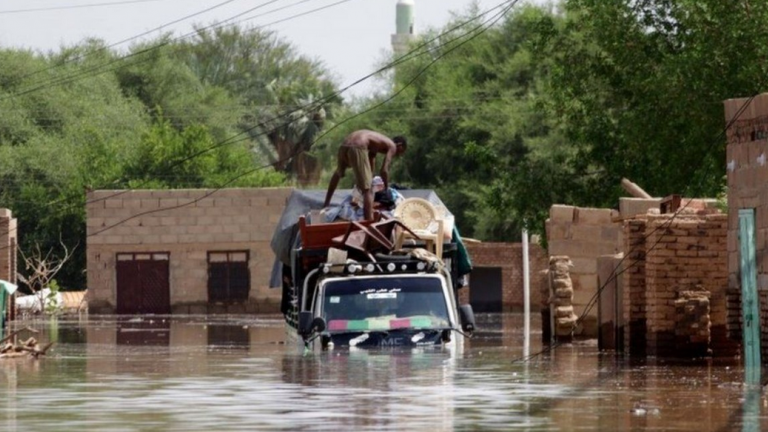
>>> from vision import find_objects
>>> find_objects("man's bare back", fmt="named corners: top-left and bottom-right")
top-left (324, 129), bottom-right (407, 220)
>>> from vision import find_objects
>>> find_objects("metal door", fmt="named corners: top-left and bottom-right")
top-left (739, 209), bottom-right (761, 385)
top-left (469, 267), bottom-right (503, 313)
top-left (116, 253), bottom-right (170, 314)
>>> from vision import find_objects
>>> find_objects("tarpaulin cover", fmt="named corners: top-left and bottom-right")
top-left (268, 189), bottom-right (472, 288)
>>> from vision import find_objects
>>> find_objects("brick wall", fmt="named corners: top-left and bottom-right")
top-left (546, 205), bottom-right (622, 337)
top-left (724, 94), bottom-right (768, 360)
top-left (643, 214), bottom-right (736, 357)
top-left (0, 209), bottom-right (17, 283)
top-left (0, 209), bottom-right (17, 321)
top-left (464, 242), bottom-right (547, 311)
top-left (86, 188), bottom-right (292, 314)
top-left (623, 218), bottom-right (648, 355)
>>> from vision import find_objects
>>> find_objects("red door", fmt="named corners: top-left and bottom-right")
top-left (116, 253), bottom-right (170, 314)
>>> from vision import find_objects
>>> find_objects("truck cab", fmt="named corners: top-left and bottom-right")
top-left (294, 260), bottom-right (475, 349)
top-left (270, 189), bottom-right (475, 351)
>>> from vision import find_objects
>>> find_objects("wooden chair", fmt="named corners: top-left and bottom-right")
top-left (332, 221), bottom-right (393, 261)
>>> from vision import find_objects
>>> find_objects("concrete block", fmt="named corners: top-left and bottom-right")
top-left (250, 197), bottom-right (268, 207)
top-left (570, 257), bottom-right (597, 274)
top-left (214, 198), bottom-right (232, 207)
top-left (574, 207), bottom-right (615, 225)
top-left (570, 225), bottom-right (604, 241)
top-left (620, 198), bottom-right (662, 218)
top-left (550, 205), bottom-right (575, 223)
top-left (141, 199), bottom-right (160, 209)
top-left (548, 239), bottom-right (620, 258)
top-left (196, 198), bottom-right (214, 207)
top-left (160, 234), bottom-right (179, 244)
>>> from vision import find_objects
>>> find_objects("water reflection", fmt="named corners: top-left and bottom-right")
top-left (0, 314), bottom-right (765, 431)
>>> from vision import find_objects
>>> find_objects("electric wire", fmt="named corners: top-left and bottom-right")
top-left (0, 0), bottom-right (521, 243)
top-left (0, 0), bottom-right (174, 15)
top-left (13, 0), bottom-right (241, 81)
top-left (85, 0), bottom-right (521, 237)
top-left (0, 0), bottom-right (315, 100)
top-left (510, 94), bottom-right (758, 364)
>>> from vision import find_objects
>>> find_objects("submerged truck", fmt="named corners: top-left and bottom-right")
top-left (269, 190), bottom-right (476, 350)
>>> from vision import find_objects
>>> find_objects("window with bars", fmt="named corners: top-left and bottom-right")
top-left (207, 251), bottom-right (250, 302)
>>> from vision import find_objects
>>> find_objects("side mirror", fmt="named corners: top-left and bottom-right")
top-left (459, 304), bottom-right (476, 333)
top-left (311, 317), bottom-right (327, 333)
top-left (299, 312), bottom-right (327, 338)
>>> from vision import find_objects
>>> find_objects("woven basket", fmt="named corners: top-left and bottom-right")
top-left (394, 198), bottom-right (437, 231)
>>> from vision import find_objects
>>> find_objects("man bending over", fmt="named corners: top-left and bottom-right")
top-left (323, 130), bottom-right (407, 220)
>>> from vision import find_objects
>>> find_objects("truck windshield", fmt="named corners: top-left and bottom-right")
top-left (321, 276), bottom-right (451, 332)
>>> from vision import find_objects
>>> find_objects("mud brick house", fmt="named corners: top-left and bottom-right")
top-left (545, 196), bottom-right (735, 357)
top-left (724, 93), bottom-right (768, 363)
top-left (462, 242), bottom-right (548, 313)
top-left (86, 189), bottom-right (291, 314)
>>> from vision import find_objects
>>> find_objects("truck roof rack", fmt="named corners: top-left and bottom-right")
top-left (318, 259), bottom-right (443, 277)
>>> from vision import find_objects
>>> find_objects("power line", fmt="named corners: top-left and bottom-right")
top-left (86, 0), bottom-right (521, 237)
top-left (14, 0), bottom-right (242, 82)
top-left (511, 94), bottom-right (757, 364)
top-left (0, 0), bottom-right (175, 15)
top-left (0, 0), bottom-right (519, 245)
top-left (0, 0), bottom-right (296, 100)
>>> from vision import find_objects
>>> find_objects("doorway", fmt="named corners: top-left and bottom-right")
top-left (470, 267), bottom-right (503, 313)
top-left (116, 253), bottom-right (171, 314)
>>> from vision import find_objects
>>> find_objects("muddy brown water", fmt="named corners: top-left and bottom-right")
top-left (0, 313), bottom-right (764, 431)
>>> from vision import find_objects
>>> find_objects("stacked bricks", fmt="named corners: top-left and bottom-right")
top-left (549, 256), bottom-right (578, 340)
top-left (546, 205), bottom-right (622, 337)
top-left (463, 242), bottom-right (548, 311)
top-left (0, 209), bottom-right (18, 321)
top-left (642, 213), bottom-right (737, 357)
top-left (674, 290), bottom-right (711, 357)
top-left (623, 217), bottom-right (648, 356)
top-left (86, 188), bottom-right (292, 314)
top-left (724, 93), bottom-right (768, 362)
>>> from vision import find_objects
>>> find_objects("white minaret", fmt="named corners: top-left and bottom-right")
top-left (391, 0), bottom-right (416, 56)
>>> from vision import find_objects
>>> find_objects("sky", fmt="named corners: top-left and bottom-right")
top-left (0, 0), bottom-right (506, 98)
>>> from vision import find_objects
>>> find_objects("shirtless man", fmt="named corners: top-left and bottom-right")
top-left (323, 130), bottom-right (407, 220)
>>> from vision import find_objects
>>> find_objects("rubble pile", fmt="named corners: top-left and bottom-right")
top-left (674, 290), bottom-right (711, 357)
top-left (549, 256), bottom-right (579, 340)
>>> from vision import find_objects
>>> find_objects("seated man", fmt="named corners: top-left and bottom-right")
top-left (328, 177), bottom-right (403, 222)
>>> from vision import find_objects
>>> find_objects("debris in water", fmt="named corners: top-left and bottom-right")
top-left (0, 328), bottom-right (53, 359)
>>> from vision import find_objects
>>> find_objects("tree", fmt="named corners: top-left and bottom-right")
top-left (173, 25), bottom-right (342, 185)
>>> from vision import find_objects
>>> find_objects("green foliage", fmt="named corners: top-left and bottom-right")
top-left (125, 114), bottom-right (284, 188)
top-left (173, 26), bottom-right (342, 184)
top-left (0, 25), bottom-right (338, 289)
top-left (328, 1), bottom-right (767, 242)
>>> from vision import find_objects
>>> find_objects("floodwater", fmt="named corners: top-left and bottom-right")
top-left (0, 313), bottom-right (764, 431)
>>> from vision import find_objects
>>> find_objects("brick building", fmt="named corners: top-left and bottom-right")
top-left (724, 93), bottom-right (768, 361)
top-left (86, 188), bottom-right (291, 314)
top-left (463, 242), bottom-right (548, 312)
top-left (621, 212), bottom-right (738, 357)
top-left (0, 209), bottom-right (18, 324)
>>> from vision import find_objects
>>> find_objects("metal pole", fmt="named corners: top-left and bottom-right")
top-left (522, 229), bottom-right (530, 357)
